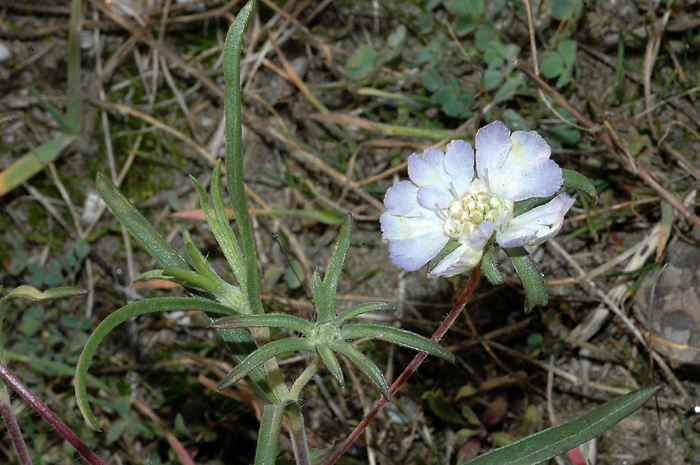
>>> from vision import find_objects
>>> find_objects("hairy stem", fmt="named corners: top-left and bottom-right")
top-left (0, 362), bottom-right (105, 465)
top-left (285, 403), bottom-right (311, 465)
top-left (0, 382), bottom-right (33, 465)
top-left (323, 268), bottom-right (482, 465)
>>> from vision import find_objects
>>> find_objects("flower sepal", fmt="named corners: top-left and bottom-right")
top-left (505, 247), bottom-right (548, 313)
top-left (562, 168), bottom-right (598, 204)
top-left (480, 248), bottom-right (506, 286)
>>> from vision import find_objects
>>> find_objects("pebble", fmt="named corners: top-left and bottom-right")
top-left (0, 42), bottom-right (11, 62)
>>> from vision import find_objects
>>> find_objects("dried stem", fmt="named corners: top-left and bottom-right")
top-left (323, 267), bottom-right (482, 465)
top-left (514, 59), bottom-right (700, 230)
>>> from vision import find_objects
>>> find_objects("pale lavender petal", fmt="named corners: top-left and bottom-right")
top-left (444, 140), bottom-right (474, 194)
top-left (492, 158), bottom-right (563, 202)
top-left (469, 221), bottom-right (494, 249)
top-left (486, 130), bottom-right (562, 201)
top-left (475, 121), bottom-right (512, 186)
top-left (408, 147), bottom-right (453, 188)
top-left (427, 243), bottom-right (482, 277)
top-left (384, 180), bottom-right (422, 216)
top-left (417, 186), bottom-right (452, 210)
top-left (380, 211), bottom-right (443, 242)
top-left (496, 194), bottom-right (575, 248)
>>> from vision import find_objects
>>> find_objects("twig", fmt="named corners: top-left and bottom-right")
top-left (323, 268), bottom-right (482, 465)
top-left (514, 59), bottom-right (700, 230)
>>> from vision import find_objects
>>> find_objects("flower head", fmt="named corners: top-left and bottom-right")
top-left (380, 121), bottom-right (575, 277)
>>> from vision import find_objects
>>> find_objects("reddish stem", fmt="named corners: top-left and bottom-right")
top-left (0, 384), bottom-right (33, 465)
top-left (0, 361), bottom-right (106, 465)
top-left (323, 268), bottom-right (482, 465)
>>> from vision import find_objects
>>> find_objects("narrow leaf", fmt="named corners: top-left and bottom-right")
top-left (190, 163), bottom-right (247, 288)
top-left (7, 285), bottom-right (88, 302)
top-left (334, 302), bottom-right (391, 326)
top-left (317, 343), bottom-right (344, 388)
top-left (506, 247), bottom-right (548, 313)
top-left (311, 271), bottom-right (325, 312)
top-left (76, 298), bottom-right (239, 429)
top-left (562, 168), bottom-right (598, 204)
top-left (96, 173), bottom-right (190, 270)
top-left (341, 323), bottom-right (455, 363)
top-left (211, 314), bottom-right (314, 335)
top-left (254, 403), bottom-right (285, 465)
top-left (224, 0), bottom-right (262, 315)
top-left (465, 386), bottom-right (660, 465)
top-left (219, 338), bottom-right (313, 390)
top-left (318, 214), bottom-right (353, 324)
top-left (182, 230), bottom-right (224, 283)
top-left (0, 133), bottom-right (75, 197)
top-left (329, 340), bottom-right (390, 399)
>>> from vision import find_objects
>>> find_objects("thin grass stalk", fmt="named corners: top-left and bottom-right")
top-left (323, 267), bottom-right (482, 465)
top-left (66, 0), bottom-right (82, 133)
top-left (0, 382), bottom-right (33, 465)
top-left (0, 362), bottom-right (105, 465)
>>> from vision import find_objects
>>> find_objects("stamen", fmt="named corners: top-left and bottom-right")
top-left (434, 204), bottom-right (448, 220)
top-left (482, 169), bottom-right (491, 192)
top-left (448, 182), bottom-right (460, 200)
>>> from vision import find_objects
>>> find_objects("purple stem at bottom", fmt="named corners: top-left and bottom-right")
top-left (0, 385), bottom-right (34, 465)
top-left (0, 361), bottom-right (105, 465)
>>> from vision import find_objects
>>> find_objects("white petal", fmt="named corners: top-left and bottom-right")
top-left (475, 121), bottom-right (512, 187)
top-left (380, 211), bottom-right (443, 242)
top-left (384, 180), bottom-right (422, 216)
top-left (408, 147), bottom-right (452, 188)
top-left (487, 130), bottom-right (562, 201)
top-left (417, 187), bottom-right (452, 210)
top-left (444, 140), bottom-right (474, 194)
top-left (428, 243), bottom-right (483, 277)
top-left (389, 234), bottom-right (449, 272)
top-left (496, 194), bottom-right (575, 248)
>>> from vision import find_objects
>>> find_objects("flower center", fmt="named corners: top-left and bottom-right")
top-left (443, 179), bottom-right (511, 238)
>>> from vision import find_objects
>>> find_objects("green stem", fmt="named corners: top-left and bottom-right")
top-left (289, 356), bottom-right (320, 401)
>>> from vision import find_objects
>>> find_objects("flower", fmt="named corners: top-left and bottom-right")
top-left (380, 120), bottom-right (575, 277)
